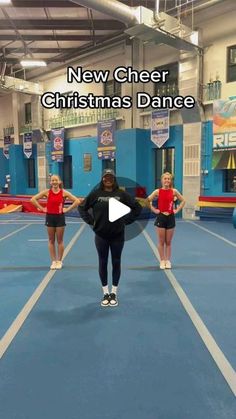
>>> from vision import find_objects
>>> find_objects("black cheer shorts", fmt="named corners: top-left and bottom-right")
top-left (45, 213), bottom-right (66, 228)
top-left (154, 213), bottom-right (175, 229)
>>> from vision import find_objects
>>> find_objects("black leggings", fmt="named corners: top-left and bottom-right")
top-left (95, 235), bottom-right (124, 287)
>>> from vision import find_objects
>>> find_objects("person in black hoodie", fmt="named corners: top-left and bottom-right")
top-left (78, 169), bottom-right (142, 307)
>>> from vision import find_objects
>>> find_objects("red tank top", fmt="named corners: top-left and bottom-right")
top-left (158, 188), bottom-right (174, 214)
top-left (47, 189), bottom-right (64, 214)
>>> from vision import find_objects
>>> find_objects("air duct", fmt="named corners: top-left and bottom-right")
top-left (70, 0), bottom-right (139, 26)
top-left (0, 75), bottom-right (43, 95)
top-left (71, 0), bottom-right (202, 118)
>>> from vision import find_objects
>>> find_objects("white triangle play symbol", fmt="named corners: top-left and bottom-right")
top-left (109, 198), bottom-right (131, 222)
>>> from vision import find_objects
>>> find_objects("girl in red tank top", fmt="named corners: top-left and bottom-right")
top-left (47, 188), bottom-right (64, 214)
top-left (158, 188), bottom-right (174, 214)
top-left (148, 172), bottom-right (185, 270)
top-left (31, 174), bottom-right (82, 270)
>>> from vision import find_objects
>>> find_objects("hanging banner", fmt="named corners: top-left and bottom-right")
top-left (51, 127), bottom-right (64, 162)
top-left (213, 98), bottom-right (236, 169)
top-left (151, 109), bottom-right (169, 148)
top-left (212, 149), bottom-right (236, 170)
top-left (97, 119), bottom-right (116, 160)
top-left (3, 135), bottom-right (11, 159)
top-left (23, 132), bottom-right (32, 158)
top-left (213, 98), bottom-right (236, 148)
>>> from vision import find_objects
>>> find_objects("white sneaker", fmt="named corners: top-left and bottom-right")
top-left (50, 261), bottom-right (57, 269)
top-left (160, 260), bottom-right (165, 269)
top-left (165, 260), bottom-right (172, 269)
top-left (56, 261), bottom-right (63, 269)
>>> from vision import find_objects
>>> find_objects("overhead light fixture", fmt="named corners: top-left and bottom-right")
top-left (20, 60), bottom-right (47, 68)
top-left (0, 1), bottom-right (12, 4)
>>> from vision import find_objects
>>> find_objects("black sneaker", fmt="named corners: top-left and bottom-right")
top-left (109, 293), bottom-right (118, 307)
top-left (101, 293), bottom-right (110, 307)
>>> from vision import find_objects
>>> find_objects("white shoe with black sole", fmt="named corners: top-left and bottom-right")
top-left (101, 293), bottom-right (110, 307)
top-left (109, 293), bottom-right (118, 307)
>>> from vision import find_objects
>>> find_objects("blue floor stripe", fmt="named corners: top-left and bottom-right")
top-left (145, 220), bottom-right (236, 371)
top-left (0, 223), bottom-right (81, 337)
top-left (0, 224), bottom-right (235, 419)
top-left (0, 223), bottom-right (28, 238)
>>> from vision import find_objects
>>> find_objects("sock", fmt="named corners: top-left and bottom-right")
top-left (102, 285), bottom-right (109, 295)
top-left (111, 286), bottom-right (117, 295)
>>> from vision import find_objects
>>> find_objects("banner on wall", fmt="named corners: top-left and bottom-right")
top-left (97, 119), bottom-right (116, 160)
top-left (51, 127), bottom-right (64, 162)
top-left (212, 149), bottom-right (236, 169)
top-left (23, 132), bottom-right (32, 159)
top-left (3, 135), bottom-right (11, 159)
top-left (213, 98), bottom-right (236, 169)
top-left (151, 109), bottom-right (169, 148)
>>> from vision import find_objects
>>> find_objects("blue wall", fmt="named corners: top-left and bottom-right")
top-left (1, 126), bottom-right (183, 196)
top-left (135, 126), bottom-right (183, 195)
top-left (63, 127), bottom-right (183, 197)
top-left (66, 137), bottom-right (102, 196)
top-left (4, 123), bottom-right (235, 198)
top-left (5, 144), bottom-right (38, 195)
top-left (9, 145), bottom-right (28, 194)
top-left (50, 137), bottom-right (102, 196)
top-left (202, 121), bottom-right (236, 197)
top-left (116, 129), bottom-right (137, 185)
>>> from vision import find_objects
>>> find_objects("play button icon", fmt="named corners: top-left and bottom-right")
top-left (86, 176), bottom-right (152, 241)
top-left (109, 198), bottom-right (131, 222)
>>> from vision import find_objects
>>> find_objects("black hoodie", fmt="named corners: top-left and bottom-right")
top-left (78, 188), bottom-right (142, 240)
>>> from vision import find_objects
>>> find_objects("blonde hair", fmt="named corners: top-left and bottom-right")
top-left (161, 172), bottom-right (174, 188)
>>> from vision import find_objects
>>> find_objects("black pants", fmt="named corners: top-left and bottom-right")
top-left (95, 235), bottom-right (124, 287)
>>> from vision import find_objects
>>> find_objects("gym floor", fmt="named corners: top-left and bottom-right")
top-left (0, 213), bottom-right (235, 419)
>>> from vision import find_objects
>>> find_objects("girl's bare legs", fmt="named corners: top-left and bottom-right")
top-left (56, 226), bottom-right (65, 261)
top-left (156, 227), bottom-right (166, 260)
top-left (165, 228), bottom-right (175, 261)
top-left (47, 227), bottom-right (56, 261)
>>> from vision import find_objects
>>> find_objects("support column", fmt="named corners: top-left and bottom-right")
top-left (12, 92), bottom-right (20, 145)
top-left (182, 122), bottom-right (202, 219)
top-left (132, 38), bottom-right (144, 129)
top-left (32, 95), bottom-right (43, 130)
top-left (124, 40), bottom-right (133, 129)
top-left (37, 142), bottom-right (49, 191)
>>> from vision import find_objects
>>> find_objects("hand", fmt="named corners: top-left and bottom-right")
top-left (41, 207), bottom-right (47, 213)
top-left (173, 209), bottom-right (178, 214)
top-left (152, 208), bottom-right (160, 215)
top-left (63, 208), bottom-right (68, 214)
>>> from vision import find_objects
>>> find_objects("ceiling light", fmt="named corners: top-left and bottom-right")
top-left (0, 1), bottom-right (12, 4)
top-left (20, 60), bottom-right (47, 68)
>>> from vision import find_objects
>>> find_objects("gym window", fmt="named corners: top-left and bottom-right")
top-left (84, 153), bottom-right (92, 172)
top-left (224, 169), bottom-right (236, 192)
top-left (154, 62), bottom-right (179, 97)
top-left (25, 103), bottom-right (32, 124)
top-left (102, 159), bottom-right (116, 172)
top-left (104, 80), bottom-right (121, 97)
top-left (227, 45), bottom-right (236, 82)
top-left (27, 158), bottom-right (36, 188)
top-left (60, 91), bottom-right (73, 111)
top-left (62, 155), bottom-right (73, 188)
